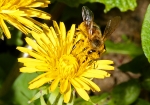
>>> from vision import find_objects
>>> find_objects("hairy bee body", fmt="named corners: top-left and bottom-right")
top-left (74, 6), bottom-right (120, 60)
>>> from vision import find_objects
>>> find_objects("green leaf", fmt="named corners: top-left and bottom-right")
top-left (40, 96), bottom-right (47, 105)
top-left (141, 76), bottom-right (150, 91)
top-left (119, 54), bottom-right (150, 73)
top-left (57, 0), bottom-right (137, 12)
top-left (91, 93), bottom-right (112, 105)
top-left (12, 73), bottom-right (39, 105)
top-left (74, 97), bottom-right (93, 105)
top-left (48, 87), bottom-right (60, 105)
top-left (111, 79), bottom-right (141, 105)
top-left (105, 35), bottom-right (143, 57)
top-left (139, 61), bottom-right (150, 91)
top-left (29, 87), bottom-right (48, 103)
top-left (57, 95), bottom-right (63, 105)
top-left (134, 98), bottom-right (150, 105)
top-left (74, 93), bottom-right (112, 105)
top-left (141, 4), bottom-right (150, 62)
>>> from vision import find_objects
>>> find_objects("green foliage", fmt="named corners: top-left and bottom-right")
top-left (74, 93), bottom-right (110, 105)
top-left (48, 87), bottom-right (60, 104)
top-left (141, 4), bottom-right (150, 62)
top-left (111, 80), bottom-right (141, 105)
top-left (134, 98), bottom-right (150, 105)
top-left (12, 73), bottom-right (39, 105)
top-left (41, 96), bottom-right (47, 105)
top-left (29, 86), bottom-right (49, 103)
top-left (142, 77), bottom-right (150, 91)
top-left (57, 0), bottom-right (137, 12)
top-left (75, 94), bottom-right (112, 105)
top-left (119, 54), bottom-right (149, 73)
top-left (105, 35), bottom-right (143, 57)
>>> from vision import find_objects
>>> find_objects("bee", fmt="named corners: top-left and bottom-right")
top-left (77, 6), bottom-right (121, 59)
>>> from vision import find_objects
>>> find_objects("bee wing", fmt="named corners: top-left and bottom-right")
top-left (82, 6), bottom-right (94, 35)
top-left (103, 16), bottom-right (121, 41)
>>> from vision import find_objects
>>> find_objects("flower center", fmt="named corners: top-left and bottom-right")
top-left (58, 54), bottom-right (79, 78)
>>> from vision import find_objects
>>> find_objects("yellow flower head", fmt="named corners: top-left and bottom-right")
top-left (17, 21), bottom-right (114, 103)
top-left (0, 0), bottom-right (51, 39)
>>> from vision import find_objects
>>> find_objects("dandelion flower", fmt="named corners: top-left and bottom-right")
top-left (0, 0), bottom-right (51, 39)
top-left (17, 21), bottom-right (114, 103)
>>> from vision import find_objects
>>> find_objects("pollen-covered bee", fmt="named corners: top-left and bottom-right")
top-left (75, 6), bottom-right (121, 60)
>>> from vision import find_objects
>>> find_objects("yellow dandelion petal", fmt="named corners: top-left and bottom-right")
top-left (17, 47), bottom-right (45, 61)
top-left (25, 37), bottom-right (38, 50)
top-left (44, 28), bottom-right (56, 48)
top-left (60, 22), bottom-right (66, 44)
top-left (97, 65), bottom-right (114, 70)
top-left (25, 37), bottom-right (46, 55)
top-left (2, 14), bottom-right (30, 34)
top-left (79, 77), bottom-right (100, 92)
top-left (29, 77), bottom-right (50, 89)
top-left (21, 8), bottom-right (51, 19)
top-left (96, 60), bottom-right (114, 64)
top-left (26, 17), bottom-right (49, 29)
top-left (24, 61), bottom-right (48, 67)
top-left (74, 78), bottom-right (90, 90)
top-left (93, 60), bottom-right (114, 70)
top-left (20, 67), bottom-right (48, 73)
top-left (0, 18), bottom-right (11, 38)
top-left (70, 78), bottom-right (82, 89)
top-left (64, 84), bottom-right (71, 103)
top-left (0, 0), bottom-right (50, 38)
top-left (31, 32), bottom-right (46, 48)
top-left (66, 25), bottom-right (75, 54)
top-left (14, 16), bottom-right (43, 33)
top-left (17, 47), bottom-right (31, 53)
top-left (40, 32), bottom-right (53, 45)
top-left (81, 69), bottom-right (110, 78)
top-left (50, 26), bottom-right (60, 47)
top-left (53, 21), bottom-right (61, 35)
top-left (27, 0), bottom-right (50, 7)
top-left (67, 24), bottom-right (75, 43)
top-left (50, 77), bottom-right (60, 91)
top-left (24, 62), bottom-right (49, 69)
top-left (18, 58), bottom-right (43, 63)
top-left (16, 0), bottom-right (33, 7)
top-left (60, 79), bottom-right (70, 94)
top-left (29, 72), bottom-right (50, 84)
top-left (75, 88), bottom-right (89, 101)
top-left (36, 65), bottom-right (51, 70)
